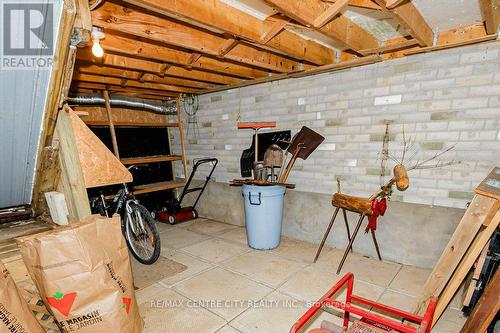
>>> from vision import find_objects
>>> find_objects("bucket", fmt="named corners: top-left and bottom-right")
top-left (242, 184), bottom-right (286, 250)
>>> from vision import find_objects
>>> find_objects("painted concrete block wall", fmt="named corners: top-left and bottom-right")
top-left (175, 42), bottom-right (500, 208)
top-left (173, 42), bottom-right (500, 268)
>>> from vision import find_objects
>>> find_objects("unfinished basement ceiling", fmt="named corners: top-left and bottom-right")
top-left (413, 0), bottom-right (484, 32)
top-left (343, 7), bottom-right (409, 41)
top-left (70, 0), bottom-right (499, 99)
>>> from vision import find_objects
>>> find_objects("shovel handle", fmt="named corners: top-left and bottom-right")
top-left (279, 147), bottom-right (301, 183)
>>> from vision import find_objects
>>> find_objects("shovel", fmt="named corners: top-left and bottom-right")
top-left (279, 126), bottom-right (325, 183)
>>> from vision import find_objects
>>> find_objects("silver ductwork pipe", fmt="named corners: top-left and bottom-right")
top-left (67, 94), bottom-right (177, 115)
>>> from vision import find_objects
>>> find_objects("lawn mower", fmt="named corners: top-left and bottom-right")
top-left (156, 158), bottom-right (218, 224)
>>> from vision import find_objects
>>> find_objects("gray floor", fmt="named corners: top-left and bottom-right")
top-left (135, 218), bottom-right (466, 333)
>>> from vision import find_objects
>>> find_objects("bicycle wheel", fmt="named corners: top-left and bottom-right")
top-left (124, 202), bottom-right (161, 265)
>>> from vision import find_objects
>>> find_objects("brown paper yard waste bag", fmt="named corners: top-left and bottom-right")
top-left (0, 261), bottom-right (45, 333)
top-left (16, 215), bottom-right (143, 333)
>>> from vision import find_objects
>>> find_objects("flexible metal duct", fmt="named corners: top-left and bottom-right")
top-left (67, 94), bottom-right (177, 115)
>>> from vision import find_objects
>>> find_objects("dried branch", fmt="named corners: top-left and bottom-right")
top-left (408, 144), bottom-right (457, 171)
top-left (411, 160), bottom-right (461, 170)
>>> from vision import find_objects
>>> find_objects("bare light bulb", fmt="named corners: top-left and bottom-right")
top-left (92, 38), bottom-right (104, 58)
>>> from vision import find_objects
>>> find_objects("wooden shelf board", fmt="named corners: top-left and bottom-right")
top-left (85, 120), bottom-right (179, 127)
top-left (133, 180), bottom-right (186, 195)
top-left (120, 155), bottom-right (182, 165)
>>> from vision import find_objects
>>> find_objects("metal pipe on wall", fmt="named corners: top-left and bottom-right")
top-left (66, 93), bottom-right (177, 115)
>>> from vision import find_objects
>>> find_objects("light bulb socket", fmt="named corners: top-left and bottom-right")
top-left (91, 26), bottom-right (105, 41)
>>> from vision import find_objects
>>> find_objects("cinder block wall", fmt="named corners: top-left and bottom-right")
top-left (174, 42), bottom-right (500, 268)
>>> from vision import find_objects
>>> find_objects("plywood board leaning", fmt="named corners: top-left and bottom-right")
top-left (415, 168), bottom-right (500, 318)
top-left (68, 109), bottom-right (133, 188)
top-left (432, 209), bottom-right (499, 326)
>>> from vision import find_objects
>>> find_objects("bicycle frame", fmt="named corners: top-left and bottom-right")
top-left (95, 184), bottom-right (146, 235)
top-left (289, 272), bottom-right (437, 333)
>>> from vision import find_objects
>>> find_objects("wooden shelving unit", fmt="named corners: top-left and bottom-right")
top-left (84, 120), bottom-right (180, 127)
top-left (132, 180), bottom-right (186, 195)
top-left (120, 154), bottom-right (182, 165)
top-left (84, 94), bottom-right (188, 196)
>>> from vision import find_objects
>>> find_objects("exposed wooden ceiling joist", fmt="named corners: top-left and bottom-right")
top-left (263, 0), bottom-right (380, 51)
top-left (76, 65), bottom-right (221, 89)
top-left (77, 43), bottom-right (262, 84)
top-left (201, 55), bottom-right (382, 94)
top-left (359, 37), bottom-right (419, 55)
top-left (73, 72), bottom-right (201, 94)
top-left (385, 0), bottom-right (406, 9)
top-left (313, 0), bottom-right (350, 28)
top-left (93, 33), bottom-right (269, 79)
top-left (479, 0), bottom-right (500, 34)
top-left (92, 2), bottom-right (309, 73)
top-left (121, 0), bottom-right (336, 65)
top-left (260, 16), bottom-right (290, 44)
top-left (72, 82), bottom-right (178, 97)
top-left (77, 52), bottom-right (243, 84)
top-left (323, 0), bottom-right (382, 10)
top-left (374, 0), bottom-right (434, 46)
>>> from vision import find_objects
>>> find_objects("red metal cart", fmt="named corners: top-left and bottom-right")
top-left (290, 273), bottom-right (437, 333)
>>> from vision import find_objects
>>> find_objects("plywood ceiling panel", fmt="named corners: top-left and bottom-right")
top-left (413, 0), bottom-right (483, 32)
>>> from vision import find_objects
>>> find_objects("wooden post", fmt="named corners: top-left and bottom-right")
top-left (31, 0), bottom-right (76, 216)
top-left (176, 97), bottom-right (188, 181)
top-left (56, 105), bottom-right (91, 220)
top-left (103, 90), bottom-right (120, 158)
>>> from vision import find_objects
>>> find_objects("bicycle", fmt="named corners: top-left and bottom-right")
top-left (90, 174), bottom-right (161, 265)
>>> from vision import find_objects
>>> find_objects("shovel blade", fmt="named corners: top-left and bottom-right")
top-left (288, 126), bottom-right (325, 160)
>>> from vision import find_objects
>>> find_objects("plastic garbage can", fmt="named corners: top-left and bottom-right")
top-left (242, 184), bottom-right (286, 250)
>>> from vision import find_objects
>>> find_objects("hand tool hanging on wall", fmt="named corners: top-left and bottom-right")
top-left (237, 122), bottom-right (276, 162)
top-left (279, 126), bottom-right (325, 183)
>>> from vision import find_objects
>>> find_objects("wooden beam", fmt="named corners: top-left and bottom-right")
top-left (201, 55), bottom-right (381, 94)
top-left (158, 64), bottom-right (171, 77)
top-left (218, 39), bottom-right (239, 58)
top-left (374, 0), bottom-right (434, 46)
top-left (103, 90), bottom-right (120, 158)
top-left (479, 0), bottom-right (500, 34)
top-left (72, 73), bottom-right (201, 94)
top-left (323, 0), bottom-right (382, 10)
top-left (32, 0), bottom-right (76, 216)
top-left (138, 72), bottom-right (147, 83)
top-left (404, 33), bottom-right (498, 55)
top-left (122, 0), bottom-right (335, 65)
top-left (56, 106), bottom-right (91, 221)
top-left (73, 0), bottom-right (92, 46)
top-left (76, 65), bottom-right (219, 89)
top-left (360, 37), bottom-right (419, 55)
top-left (186, 53), bottom-right (202, 68)
top-left (313, 0), bottom-right (350, 28)
top-left (94, 32), bottom-right (270, 79)
top-left (92, 2), bottom-right (304, 72)
top-left (386, 0), bottom-right (406, 9)
top-left (260, 16), bottom-right (290, 44)
top-left (76, 49), bottom-right (243, 85)
top-left (263, 0), bottom-right (379, 51)
top-left (72, 82), bottom-right (179, 97)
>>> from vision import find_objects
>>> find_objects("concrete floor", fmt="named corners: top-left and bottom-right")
top-left (137, 218), bottom-right (467, 333)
